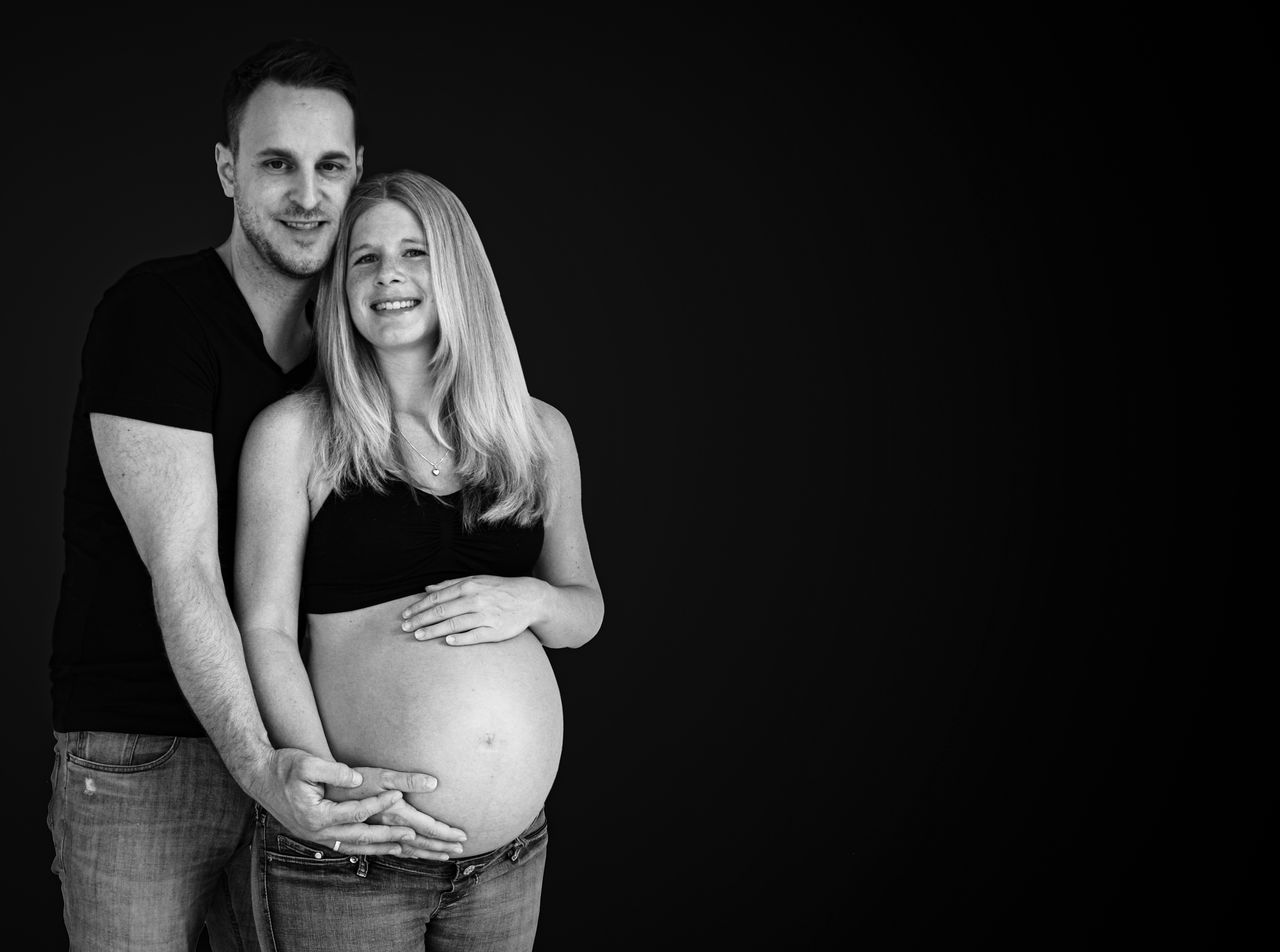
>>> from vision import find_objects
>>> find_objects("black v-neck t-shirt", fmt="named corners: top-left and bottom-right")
top-left (50, 248), bottom-right (314, 735)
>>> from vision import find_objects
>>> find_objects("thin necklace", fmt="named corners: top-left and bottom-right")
top-left (399, 431), bottom-right (450, 476)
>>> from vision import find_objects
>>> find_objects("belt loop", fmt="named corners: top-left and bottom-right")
top-left (509, 830), bottom-right (529, 863)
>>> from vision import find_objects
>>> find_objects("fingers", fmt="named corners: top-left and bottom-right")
top-left (322, 790), bottom-right (404, 825)
top-left (367, 768), bottom-right (439, 794)
top-left (310, 822), bottom-right (418, 856)
top-left (402, 595), bottom-right (475, 634)
top-left (413, 613), bottom-right (489, 642)
top-left (402, 579), bottom-right (468, 620)
top-left (422, 578), bottom-right (467, 594)
top-left (374, 805), bottom-right (468, 843)
top-left (399, 843), bottom-right (469, 860)
top-left (409, 817), bottom-right (468, 841)
top-left (297, 754), bottom-right (365, 790)
top-left (396, 833), bottom-right (467, 857)
top-left (440, 626), bottom-right (497, 646)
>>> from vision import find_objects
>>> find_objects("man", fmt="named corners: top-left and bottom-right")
top-left (48, 39), bottom-right (465, 951)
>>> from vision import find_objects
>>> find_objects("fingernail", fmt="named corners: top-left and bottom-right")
top-left (402, 621), bottom-right (412, 631)
top-left (452, 844), bottom-right (464, 853)
top-left (445, 636), bottom-right (455, 645)
top-left (415, 631), bottom-right (427, 641)
top-left (351, 772), bottom-right (363, 785)
top-left (389, 846), bottom-right (402, 855)
top-left (423, 777), bottom-right (437, 790)
top-left (402, 610), bottom-right (410, 618)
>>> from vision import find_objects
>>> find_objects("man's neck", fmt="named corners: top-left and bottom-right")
top-left (215, 235), bottom-right (316, 371)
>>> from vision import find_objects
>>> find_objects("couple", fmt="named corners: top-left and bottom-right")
top-left (47, 38), bottom-right (602, 951)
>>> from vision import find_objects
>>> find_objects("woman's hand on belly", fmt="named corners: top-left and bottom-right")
top-left (371, 799), bottom-right (470, 859)
top-left (399, 574), bottom-right (549, 646)
top-left (326, 768), bottom-right (469, 859)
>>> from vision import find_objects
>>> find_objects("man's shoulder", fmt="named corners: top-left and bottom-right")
top-left (108, 248), bottom-right (218, 298)
top-left (91, 249), bottom-right (230, 341)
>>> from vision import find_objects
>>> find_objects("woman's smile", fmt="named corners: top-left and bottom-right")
top-left (371, 297), bottom-right (422, 312)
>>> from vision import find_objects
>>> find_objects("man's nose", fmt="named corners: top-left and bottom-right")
top-left (290, 169), bottom-right (320, 211)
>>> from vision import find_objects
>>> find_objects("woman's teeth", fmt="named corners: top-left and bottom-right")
top-left (372, 300), bottom-right (419, 312)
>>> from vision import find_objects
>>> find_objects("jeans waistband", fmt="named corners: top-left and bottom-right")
top-left (256, 804), bottom-right (546, 878)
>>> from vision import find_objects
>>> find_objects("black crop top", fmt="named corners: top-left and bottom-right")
top-left (302, 480), bottom-right (545, 614)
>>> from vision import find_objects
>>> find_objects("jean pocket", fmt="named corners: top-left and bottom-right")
top-left (266, 830), bottom-right (352, 866)
top-left (64, 732), bottom-right (180, 773)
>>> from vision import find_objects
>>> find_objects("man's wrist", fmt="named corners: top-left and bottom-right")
top-left (221, 738), bottom-right (276, 800)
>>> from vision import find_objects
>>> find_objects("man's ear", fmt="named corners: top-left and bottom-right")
top-left (354, 145), bottom-right (365, 185)
top-left (214, 142), bottom-right (236, 198)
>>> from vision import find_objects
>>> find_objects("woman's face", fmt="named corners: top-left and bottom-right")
top-left (345, 200), bottom-right (438, 352)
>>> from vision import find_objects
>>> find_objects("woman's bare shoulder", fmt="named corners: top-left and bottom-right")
top-left (249, 392), bottom-right (320, 444)
top-left (530, 396), bottom-right (574, 449)
top-left (243, 392), bottom-right (322, 478)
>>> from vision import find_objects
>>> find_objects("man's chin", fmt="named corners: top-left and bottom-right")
top-left (262, 244), bottom-right (331, 280)
top-left (276, 256), bottom-right (328, 279)
top-left (241, 221), bottom-right (332, 279)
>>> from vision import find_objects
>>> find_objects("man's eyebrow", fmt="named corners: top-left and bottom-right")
top-left (253, 147), bottom-right (354, 163)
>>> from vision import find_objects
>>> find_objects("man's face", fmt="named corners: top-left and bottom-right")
top-left (218, 81), bottom-right (363, 278)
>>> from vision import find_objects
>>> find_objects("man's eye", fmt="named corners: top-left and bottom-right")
top-left (264, 159), bottom-right (290, 171)
top-left (320, 162), bottom-right (346, 174)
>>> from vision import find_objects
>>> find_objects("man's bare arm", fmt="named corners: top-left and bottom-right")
top-left (91, 413), bottom-right (427, 851)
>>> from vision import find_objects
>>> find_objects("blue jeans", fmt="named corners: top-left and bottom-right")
top-left (253, 804), bottom-right (548, 951)
top-left (47, 731), bottom-right (259, 952)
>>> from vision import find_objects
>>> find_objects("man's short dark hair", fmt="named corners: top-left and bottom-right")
top-left (222, 38), bottom-right (359, 152)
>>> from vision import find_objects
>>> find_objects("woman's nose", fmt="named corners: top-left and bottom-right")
top-left (376, 260), bottom-right (404, 284)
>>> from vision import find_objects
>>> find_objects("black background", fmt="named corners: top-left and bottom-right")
top-left (3, 12), bottom-right (1256, 950)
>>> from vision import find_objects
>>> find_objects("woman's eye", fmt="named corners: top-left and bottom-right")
top-left (353, 254), bottom-right (376, 265)
top-left (405, 249), bottom-right (427, 258)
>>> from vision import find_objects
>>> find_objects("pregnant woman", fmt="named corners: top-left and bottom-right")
top-left (235, 170), bottom-right (603, 951)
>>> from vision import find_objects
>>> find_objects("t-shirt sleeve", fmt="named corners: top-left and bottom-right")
top-left (81, 271), bottom-right (217, 432)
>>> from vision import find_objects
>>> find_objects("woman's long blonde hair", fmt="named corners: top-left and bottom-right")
top-left (306, 170), bottom-right (548, 527)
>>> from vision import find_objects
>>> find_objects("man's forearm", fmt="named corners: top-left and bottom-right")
top-left (151, 556), bottom-right (273, 798)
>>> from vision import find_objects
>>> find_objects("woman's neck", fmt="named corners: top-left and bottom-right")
top-left (377, 348), bottom-right (437, 414)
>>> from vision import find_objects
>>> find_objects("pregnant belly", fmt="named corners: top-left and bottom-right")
top-left (307, 596), bottom-right (564, 856)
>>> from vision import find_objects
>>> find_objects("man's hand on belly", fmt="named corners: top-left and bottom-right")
top-left (327, 767), bottom-right (469, 859)
top-left (263, 749), bottom-right (427, 856)
top-left (400, 574), bottom-right (549, 646)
